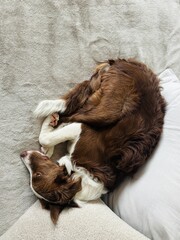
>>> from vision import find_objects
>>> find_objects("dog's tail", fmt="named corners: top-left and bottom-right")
top-left (34, 99), bottom-right (66, 117)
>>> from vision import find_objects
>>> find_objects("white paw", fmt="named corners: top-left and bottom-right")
top-left (57, 155), bottom-right (73, 175)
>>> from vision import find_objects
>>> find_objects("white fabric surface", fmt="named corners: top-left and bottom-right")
top-left (106, 69), bottom-right (180, 240)
top-left (0, 200), bottom-right (149, 240)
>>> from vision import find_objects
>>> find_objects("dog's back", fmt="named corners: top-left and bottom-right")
top-left (70, 59), bottom-right (166, 190)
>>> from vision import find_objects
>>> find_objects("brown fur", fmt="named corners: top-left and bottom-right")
top-left (26, 59), bottom-right (166, 223)
top-left (60, 59), bottom-right (165, 189)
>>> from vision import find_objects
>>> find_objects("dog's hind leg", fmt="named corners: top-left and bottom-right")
top-left (34, 80), bottom-right (90, 118)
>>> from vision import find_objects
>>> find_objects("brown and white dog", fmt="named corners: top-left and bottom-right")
top-left (20, 59), bottom-right (166, 224)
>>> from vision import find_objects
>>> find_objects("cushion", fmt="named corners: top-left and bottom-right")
top-left (0, 200), bottom-right (149, 240)
top-left (106, 69), bottom-right (180, 240)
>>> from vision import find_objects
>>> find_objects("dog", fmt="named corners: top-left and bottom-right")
top-left (20, 59), bottom-right (166, 224)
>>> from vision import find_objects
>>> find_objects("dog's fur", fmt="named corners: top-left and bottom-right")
top-left (21, 59), bottom-right (166, 224)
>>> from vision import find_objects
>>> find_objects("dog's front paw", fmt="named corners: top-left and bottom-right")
top-left (49, 113), bottom-right (59, 127)
top-left (57, 155), bottom-right (73, 175)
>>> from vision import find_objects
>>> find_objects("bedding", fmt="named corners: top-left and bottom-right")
top-left (0, 200), bottom-right (149, 240)
top-left (106, 69), bottom-right (180, 240)
top-left (0, 0), bottom-right (180, 237)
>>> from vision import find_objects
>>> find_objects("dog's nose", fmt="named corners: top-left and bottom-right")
top-left (20, 151), bottom-right (27, 158)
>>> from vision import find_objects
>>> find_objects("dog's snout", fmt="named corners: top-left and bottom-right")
top-left (20, 151), bottom-right (27, 158)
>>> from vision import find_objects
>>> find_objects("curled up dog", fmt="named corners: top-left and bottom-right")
top-left (20, 59), bottom-right (166, 224)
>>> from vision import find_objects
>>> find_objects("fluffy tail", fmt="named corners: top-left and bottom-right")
top-left (34, 99), bottom-right (66, 117)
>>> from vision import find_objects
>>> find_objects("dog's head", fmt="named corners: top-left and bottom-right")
top-left (20, 150), bottom-right (81, 224)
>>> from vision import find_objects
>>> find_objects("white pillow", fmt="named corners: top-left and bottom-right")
top-left (106, 69), bottom-right (180, 240)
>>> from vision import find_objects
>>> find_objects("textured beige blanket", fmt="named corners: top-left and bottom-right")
top-left (0, 0), bottom-right (180, 238)
top-left (1, 200), bottom-right (149, 240)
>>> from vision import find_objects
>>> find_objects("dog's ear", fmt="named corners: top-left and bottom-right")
top-left (44, 178), bottom-right (81, 204)
top-left (49, 204), bottom-right (65, 224)
top-left (39, 184), bottom-right (81, 224)
top-left (49, 200), bottom-right (79, 224)
top-left (39, 198), bottom-right (63, 224)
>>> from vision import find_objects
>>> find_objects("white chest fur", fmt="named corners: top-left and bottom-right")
top-left (58, 123), bottom-right (107, 202)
